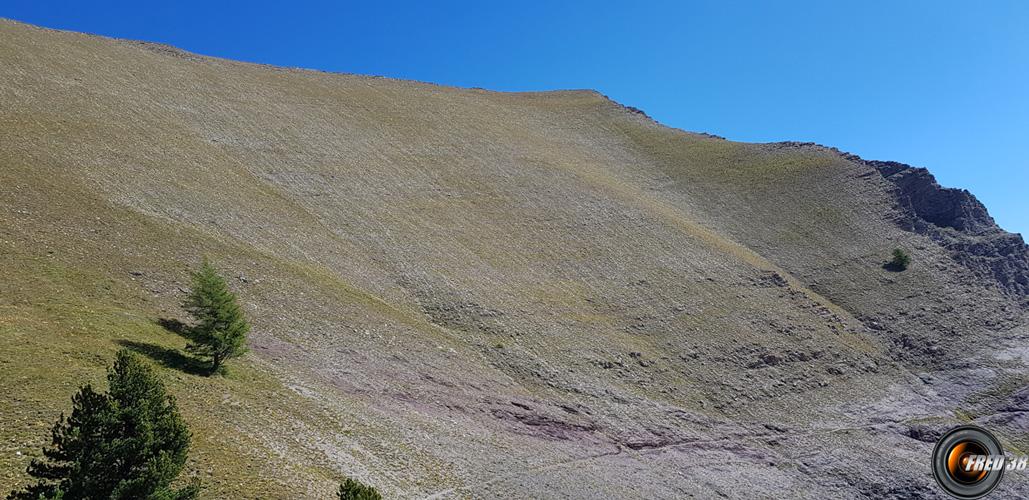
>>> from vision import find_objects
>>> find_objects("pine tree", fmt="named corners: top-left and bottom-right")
top-left (890, 248), bottom-right (911, 271)
top-left (10, 350), bottom-right (199, 500)
top-left (183, 258), bottom-right (249, 374)
top-left (337, 478), bottom-right (381, 500)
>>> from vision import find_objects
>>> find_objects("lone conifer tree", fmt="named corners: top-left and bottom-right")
top-left (337, 477), bottom-right (382, 500)
top-left (890, 248), bottom-right (911, 271)
top-left (183, 258), bottom-right (249, 373)
top-left (10, 350), bottom-right (199, 500)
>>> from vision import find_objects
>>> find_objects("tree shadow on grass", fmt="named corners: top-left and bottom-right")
top-left (157, 317), bottom-right (189, 336)
top-left (882, 261), bottom-right (907, 272)
top-left (116, 339), bottom-right (211, 376)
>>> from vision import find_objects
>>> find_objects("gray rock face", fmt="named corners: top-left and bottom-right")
top-left (768, 141), bottom-right (1028, 298)
top-left (867, 159), bottom-right (1029, 297)
top-left (871, 160), bottom-right (995, 233)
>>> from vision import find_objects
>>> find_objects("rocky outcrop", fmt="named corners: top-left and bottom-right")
top-left (766, 141), bottom-right (1028, 297)
top-left (866, 158), bottom-right (1029, 297)
top-left (869, 160), bottom-right (996, 234)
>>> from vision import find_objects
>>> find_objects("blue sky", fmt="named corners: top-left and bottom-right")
top-left (4, 1), bottom-right (1026, 235)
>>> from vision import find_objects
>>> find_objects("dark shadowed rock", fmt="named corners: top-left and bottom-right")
top-left (869, 159), bottom-right (1029, 296)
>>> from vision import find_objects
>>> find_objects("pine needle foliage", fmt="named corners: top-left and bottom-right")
top-left (9, 350), bottom-right (199, 500)
top-left (337, 478), bottom-right (382, 500)
top-left (182, 258), bottom-right (249, 374)
top-left (890, 248), bottom-right (911, 271)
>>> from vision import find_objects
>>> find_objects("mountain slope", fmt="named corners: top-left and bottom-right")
top-left (1, 19), bottom-right (1027, 498)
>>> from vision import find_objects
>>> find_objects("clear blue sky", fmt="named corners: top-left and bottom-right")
top-left (4, 1), bottom-right (1026, 235)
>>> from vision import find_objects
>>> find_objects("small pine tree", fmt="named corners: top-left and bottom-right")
top-left (337, 478), bottom-right (382, 500)
top-left (10, 350), bottom-right (199, 500)
top-left (183, 258), bottom-right (249, 374)
top-left (890, 248), bottom-right (911, 271)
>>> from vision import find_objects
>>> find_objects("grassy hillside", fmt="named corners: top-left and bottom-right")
top-left (1, 19), bottom-right (1026, 498)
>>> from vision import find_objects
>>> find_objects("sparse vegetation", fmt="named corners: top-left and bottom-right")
top-left (889, 248), bottom-right (911, 271)
top-left (9, 350), bottom-right (199, 500)
top-left (337, 478), bottom-right (382, 500)
top-left (182, 259), bottom-right (250, 374)
top-left (3, 18), bottom-right (1027, 499)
